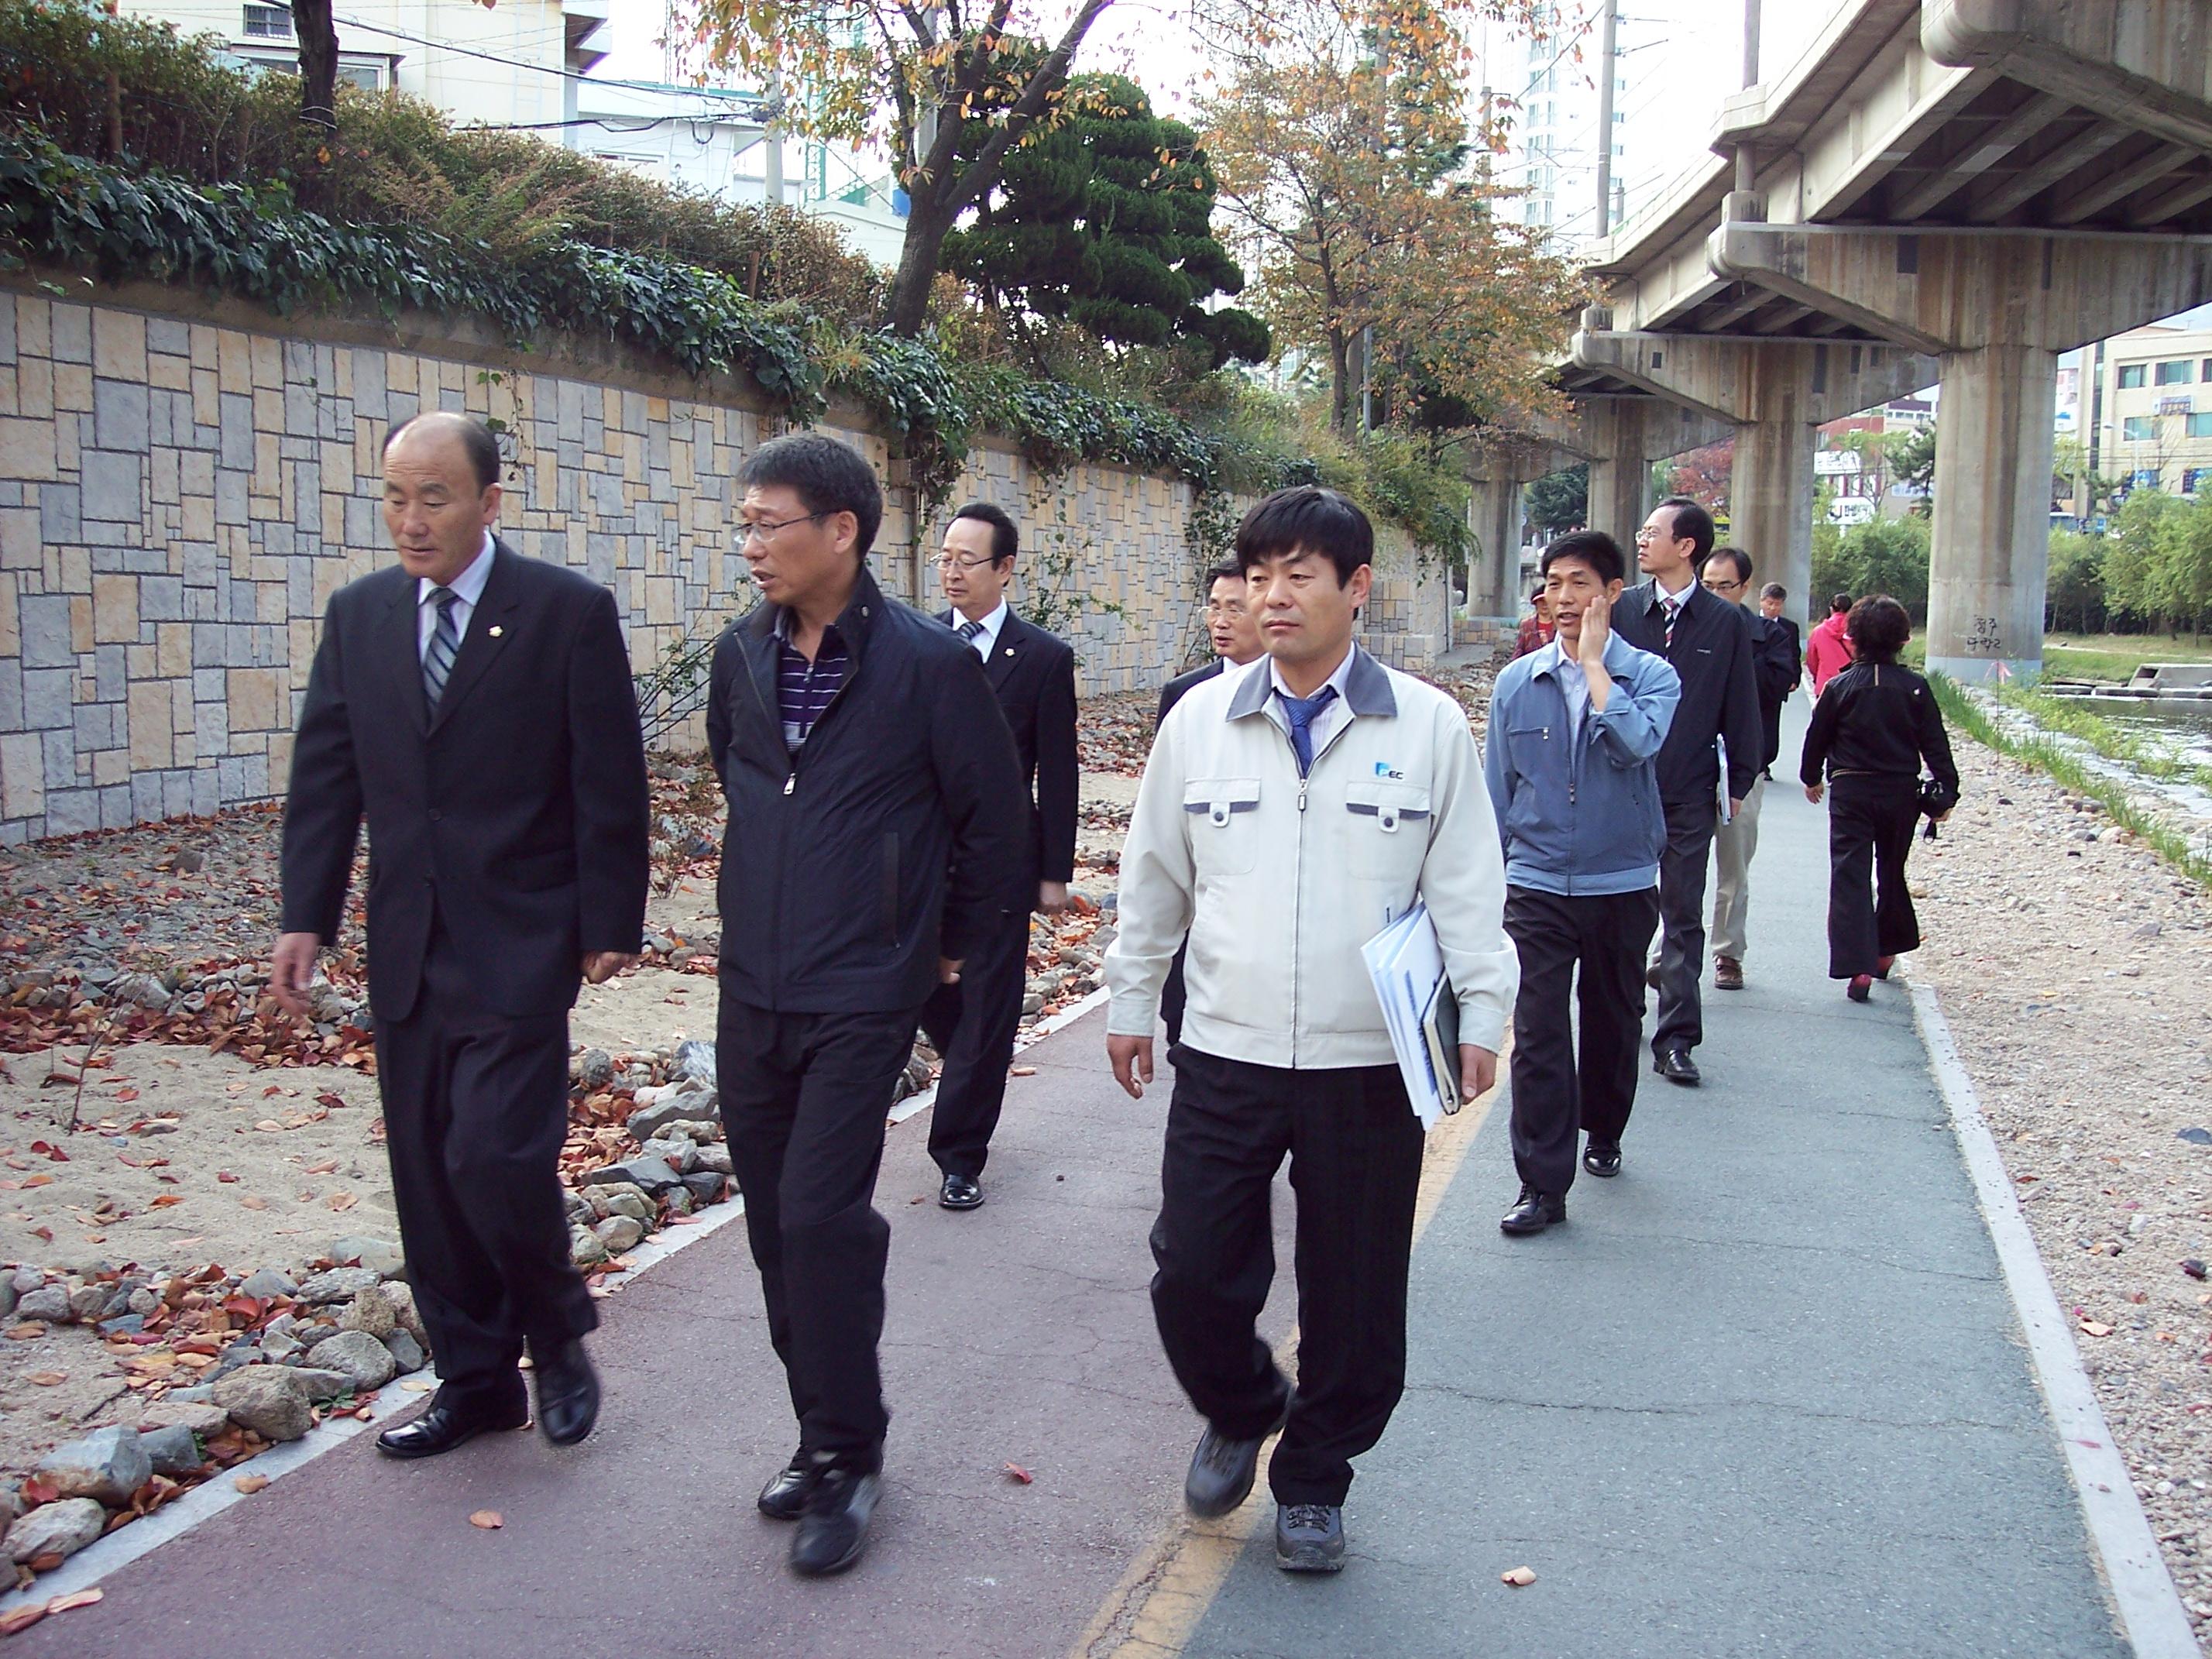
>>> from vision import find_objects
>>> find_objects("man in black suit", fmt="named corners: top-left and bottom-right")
top-left (1156, 562), bottom-right (1264, 1047)
top-left (275, 411), bottom-right (649, 1461)
top-left (708, 437), bottom-right (1025, 1576)
top-left (1610, 498), bottom-right (1761, 1087)
top-left (918, 502), bottom-right (1080, 1211)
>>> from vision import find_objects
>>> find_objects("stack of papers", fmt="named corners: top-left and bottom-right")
top-left (1362, 904), bottom-right (1461, 1131)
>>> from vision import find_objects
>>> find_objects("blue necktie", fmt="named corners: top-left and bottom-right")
top-left (956, 617), bottom-right (984, 644)
top-left (423, 587), bottom-right (461, 711)
top-left (1279, 685), bottom-right (1338, 776)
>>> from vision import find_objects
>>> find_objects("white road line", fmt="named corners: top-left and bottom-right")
top-left (1908, 979), bottom-right (2200, 1658)
top-left (3, 986), bottom-right (1114, 1609)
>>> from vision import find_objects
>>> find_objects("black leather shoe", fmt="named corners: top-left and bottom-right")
top-left (1582, 1140), bottom-right (1622, 1179)
top-left (532, 1338), bottom-right (600, 1446)
top-left (1499, 1185), bottom-right (1565, 1235)
top-left (790, 1465), bottom-right (881, 1576)
top-left (1184, 1404), bottom-right (1288, 1518)
top-left (758, 1449), bottom-right (821, 1521)
top-left (376, 1387), bottom-right (527, 1460)
top-left (1654, 1046), bottom-right (1701, 1086)
top-left (939, 1172), bottom-right (984, 1211)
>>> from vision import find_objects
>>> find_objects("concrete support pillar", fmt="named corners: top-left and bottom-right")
top-left (1466, 473), bottom-right (1523, 619)
top-left (1729, 416), bottom-right (1815, 629)
top-left (1925, 343), bottom-right (2056, 683)
top-left (1582, 404), bottom-right (1654, 551)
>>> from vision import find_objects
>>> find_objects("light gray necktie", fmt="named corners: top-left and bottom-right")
top-left (423, 587), bottom-right (461, 710)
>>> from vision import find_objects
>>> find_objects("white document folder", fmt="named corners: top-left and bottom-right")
top-left (1361, 903), bottom-right (1458, 1132)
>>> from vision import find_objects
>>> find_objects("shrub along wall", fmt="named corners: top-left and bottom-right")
top-left (0, 277), bottom-right (1451, 844)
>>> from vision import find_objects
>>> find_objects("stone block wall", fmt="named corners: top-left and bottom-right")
top-left (0, 280), bottom-right (1453, 845)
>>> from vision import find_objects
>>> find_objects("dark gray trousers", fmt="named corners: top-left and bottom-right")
top-left (1653, 802), bottom-right (1717, 1056)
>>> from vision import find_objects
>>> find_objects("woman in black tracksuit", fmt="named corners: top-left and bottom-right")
top-left (1799, 596), bottom-right (1959, 1002)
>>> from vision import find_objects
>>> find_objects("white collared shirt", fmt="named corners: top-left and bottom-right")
top-left (1262, 644), bottom-right (1358, 756)
top-left (417, 532), bottom-right (496, 661)
top-left (1656, 572), bottom-right (1696, 622)
top-left (1545, 637), bottom-right (1590, 737)
top-left (954, 599), bottom-right (1009, 660)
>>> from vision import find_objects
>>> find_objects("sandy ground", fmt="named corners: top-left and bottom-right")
top-left (1907, 734), bottom-right (2212, 1642)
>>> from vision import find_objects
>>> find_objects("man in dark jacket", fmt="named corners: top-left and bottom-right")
top-left (276, 412), bottom-right (649, 1462)
top-left (706, 433), bottom-right (1025, 1578)
top-left (1701, 551), bottom-right (1803, 991)
top-left (919, 501), bottom-right (1080, 1210)
top-left (1611, 499), bottom-right (1762, 1087)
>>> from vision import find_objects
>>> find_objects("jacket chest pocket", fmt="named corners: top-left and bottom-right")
top-left (1343, 779), bottom-right (1432, 880)
top-left (1183, 778), bottom-right (1262, 876)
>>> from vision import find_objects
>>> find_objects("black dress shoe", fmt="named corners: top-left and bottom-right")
top-left (939, 1172), bottom-right (984, 1210)
top-left (758, 1448), bottom-right (823, 1521)
top-left (1184, 1403), bottom-right (1288, 1518)
top-left (1582, 1140), bottom-right (1622, 1179)
top-left (376, 1388), bottom-right (527, 1460)
top-left (1499, 1186), bottom-right (1565, 1235)
top-left (532, 1338), bottom-right (601, 1446)
top-left (791, 1465), bottom-right (882, 1576)
top-left (1654, 1046), bottom-right (1701, 1086)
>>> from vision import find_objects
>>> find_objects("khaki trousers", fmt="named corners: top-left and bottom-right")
top-left (1709, 772), bottom-right (1767, 962)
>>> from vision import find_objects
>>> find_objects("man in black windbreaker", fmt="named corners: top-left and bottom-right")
top-left (706, 433), bottom-right (1026, 1578)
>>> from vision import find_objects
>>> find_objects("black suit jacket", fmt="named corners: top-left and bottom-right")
top-left (942, 610), bottom-right (1079, 888)
top-left (1157, 658), bottom-right (1226, 729)
top-left (1612, 579), bottom-right (1764, 809)
top-left (280, 539), bottom-right (651, 1024)
top-left (1747, 612), bottom-right (1803, 773)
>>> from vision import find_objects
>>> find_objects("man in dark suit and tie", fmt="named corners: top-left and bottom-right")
top-left (1610, 497), bottom-right (1761, 1089)
top-left (1156, 562), bottom-right (1264, 1047)
top-left (274, 411), bottom-right (650, 1459)
top-left (919, 502), bottom-right (1080, 1210)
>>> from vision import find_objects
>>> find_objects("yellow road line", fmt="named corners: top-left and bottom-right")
top-left (1068, 1054), bottom-right (1507, 1659)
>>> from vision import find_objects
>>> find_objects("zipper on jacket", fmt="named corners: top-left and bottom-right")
top-left (783, 773), bottom-right (795, 796)
top-left (1288, 713), bottom-right (1357, 1067)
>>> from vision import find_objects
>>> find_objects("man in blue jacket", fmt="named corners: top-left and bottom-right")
top-left (706, 434), bottom-right (1027, 1576)
top-left (1484, 531), bottom-right (1680, 1232)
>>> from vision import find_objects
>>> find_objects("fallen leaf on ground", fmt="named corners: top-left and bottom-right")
top-left (401, 1377), bottom-right (434, 1392)
top-left (469, 1510), bottom-right (504, 1530)
top-left (0, 1606), bottom-right (46, 1635)
top-left (233, 1474), bottom-right (270, 1494)
top-left (43, 1589), bottom-right (101, 1615)
top-left (305, 1159), bottom-right (338, 1175)
top-left (238, 1195), bottom-right (269, 1211)
top-left (7, 1324), bottom-right (45, 1341)
top-left (26, 1372), bottom-right (64, 1386)
top-left (328, 1193), bottom-right (357, 1211)
top-left (149, 1194), bottom-right (184, 1208)
top-left (1010, 1066), bottom-right (1037, 1077)
top-left (1004, 1462), bottom-right (1033, 1484)
top-left (2080, 1321), bottom-right (2114, 1338)
top-left (1502, 1567), bottom-right (1537, 1586)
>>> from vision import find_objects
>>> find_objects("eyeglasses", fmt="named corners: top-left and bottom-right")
top-left (740, 510), bottom-right (828, 544)
top-left (1703, 576), bottom-right (1745, 593)
top-left (933, 553), bottom-right (999, 572)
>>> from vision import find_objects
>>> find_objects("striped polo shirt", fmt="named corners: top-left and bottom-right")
top-left (773, 609), bottom-right (850, 751)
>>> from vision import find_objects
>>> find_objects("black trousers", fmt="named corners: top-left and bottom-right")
top-left (1827, 775), bottom-right (1924, 979)
top-left (1150, 1045), bottom-right (1424, 1507)
top-left (1653, 802), bottom-right (1716, 1055)
top-left (1162, 939), bottom-right (1190, 1049)
top-left (1504, 884), bottom-right (1661, 1194)
top-left (374, 922), bottom-right (594, 1407)
top-left (917, 904), bottom-right (1030, 1181)
top-left (716, 991), bottom-right (918, 1468)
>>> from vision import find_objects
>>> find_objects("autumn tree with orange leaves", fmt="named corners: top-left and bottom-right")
top-left (1197, 0), bottom-right (1581, 435)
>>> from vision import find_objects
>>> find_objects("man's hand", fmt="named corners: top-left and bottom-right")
top-left (581, 951), bottom-right (638, 986)
top-left (1036, 881), bottom-right (1070, 915)
top-left (270, 932), bottom-right (321, 1019)
top-left (1805, 781), bottom-right (1825, 805)
top-left (1108, 1033), bottom-right (1154, 1100)
top-left (1458, 1043), bottom-right (1498, 1104)
top-left (1575, 591), bottom-right (1613, 713)
top-left (938, 957), bottom-right (963, 985)
top-left (1728, 796), bottom-right (1744, 816)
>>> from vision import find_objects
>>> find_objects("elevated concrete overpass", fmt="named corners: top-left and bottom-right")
top-left (1476, 0), bottom-right (2212, 678)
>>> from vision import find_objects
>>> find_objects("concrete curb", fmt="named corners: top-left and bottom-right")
top-left (0, 986), bottom-right (1114, 1613)
top-left (1908, 978), bottom-right (2200, 1658)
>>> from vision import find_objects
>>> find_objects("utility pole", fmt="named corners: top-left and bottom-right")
top-left (1593, 0), bottom-right (1617, 238)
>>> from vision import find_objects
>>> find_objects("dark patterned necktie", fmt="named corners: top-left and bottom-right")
top-left (423, 587), bottom-right (461, 710)
top-left (956, 618), bottom-right (985, 643)
top-left (1662, 595), bottom-right (1681, 651)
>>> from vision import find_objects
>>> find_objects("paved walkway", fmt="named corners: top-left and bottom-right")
top-left (21, 731), bottom-right (2135, 1657)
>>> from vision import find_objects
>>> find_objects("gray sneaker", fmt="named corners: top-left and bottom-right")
top-left (1275, 1503), bottom-right (1345, 1572)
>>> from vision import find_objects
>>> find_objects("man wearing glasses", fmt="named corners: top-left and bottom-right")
top-left (919, 502), bottom-right (1080, 1211)
top-left (1698, 548), bottom-right (1802, 991)
top-left (706, 435), bottom-right (1025, 1576)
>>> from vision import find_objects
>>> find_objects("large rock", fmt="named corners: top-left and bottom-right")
top-left (105, 970), bottom-right (172, 1010)
top-left (15, 1285), bottom-right (70, 1324)
top-left (67, 1283), bottom-right (112, 1321)
top-left (568, 1227), bottom-right (609, 1268)
top-left (213, 1366), bottom-right (313, 1442)
top-left (335, 1284), bottom-right (402, 1341)
top-left (137, 1400), bottom-right (230, 1437)
top-left (580, 1154), bottom-right (683, 1197)
top-left (294, 1266), bottom-right (382, 1305)
top-left (304, 1331), bottom-right (397, 1392)
top-left (37, 1426), bottom-right (150, 1505)
top-left (288, 1365), bottom-right (359, 1400)
top-left (6, 1498), bottom-right (107, 1565)
top-left (640, 1135), bottom-right (700, 1175)
top-left (236, 1268), bottom-right (297, 1300)
top-left (627, 1085), bottom-right (717, 1143)
top-left (138, 1424), bottom-right (204, 1477)
top-left (594, 1214), bottom-right (645, 1252)
top-left (383, 1330), bottom-right (425, 1373)
top-left (693, 1142), bottom-right (733, 1176)
top-left (380, 1279), bottom-right (428, 1347)
top-left (574, 1047), bottom-right (615, 1090)
top-left (326, 1236), bottom-right (406, 1278)
top-left (681, 1171), bottom-right (727, 1208)
top-left (672, 1037), bottom-right (716, 1086)
top-left (595, 1183), bottom-right (654, 1223)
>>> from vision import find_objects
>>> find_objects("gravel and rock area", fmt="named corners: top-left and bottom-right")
top-left (1907, 731), bottom-right (2212, 1645)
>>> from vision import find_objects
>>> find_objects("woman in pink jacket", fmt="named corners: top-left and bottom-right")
top-left (1805, 592), bottom-right (1856, 695)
